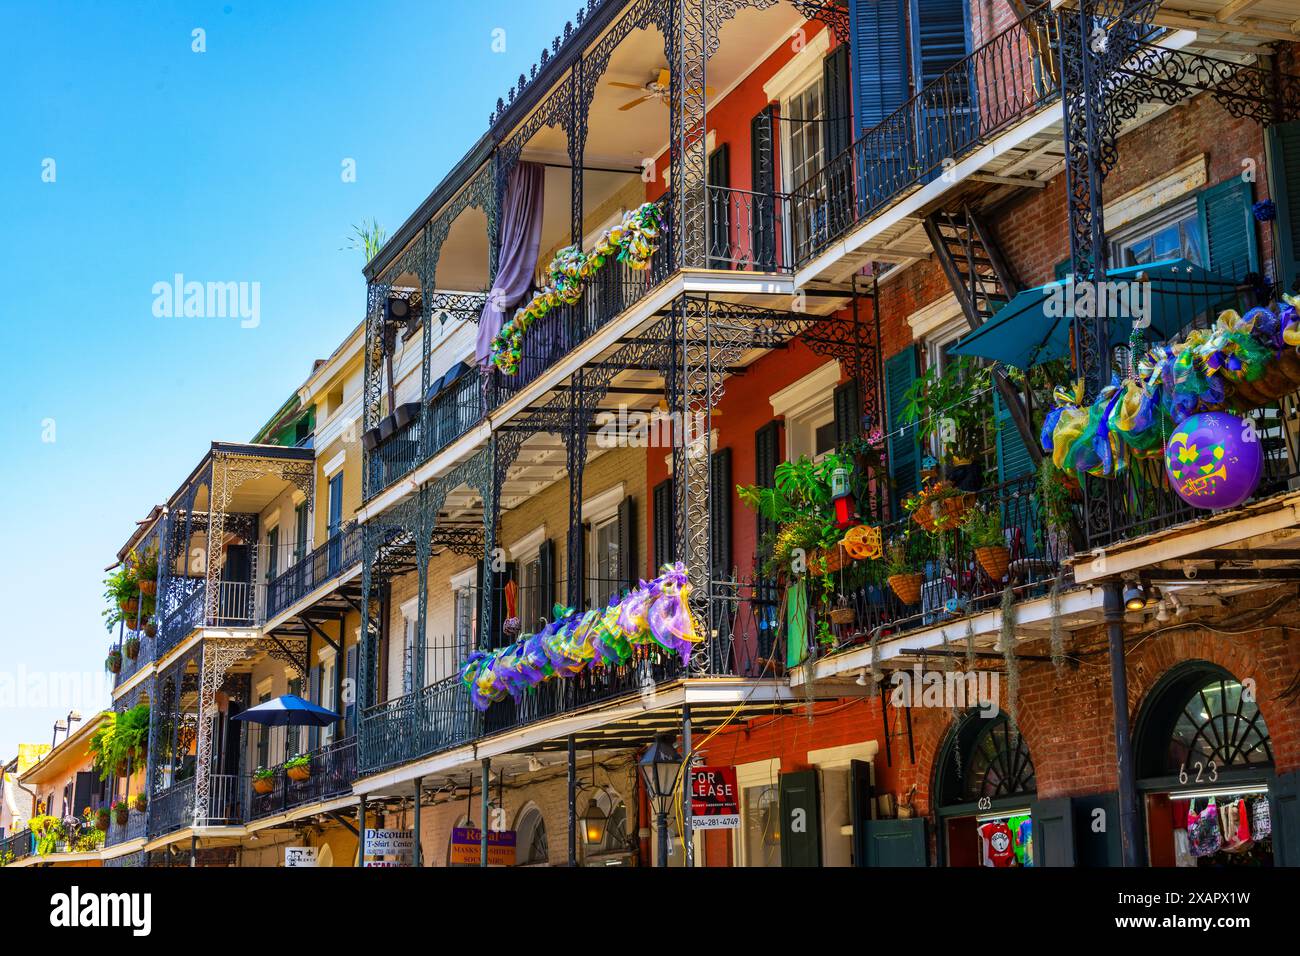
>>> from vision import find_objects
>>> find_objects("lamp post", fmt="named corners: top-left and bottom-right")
top-left (639, 735), bottom-right (683, 868)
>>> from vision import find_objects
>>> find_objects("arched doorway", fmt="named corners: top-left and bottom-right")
top-left (933, 709), bottom-right (1037, 867)
top-left (1135, 661), bottom-right (1275, 867)
top-left (514, 805), bottom-right (549, 866)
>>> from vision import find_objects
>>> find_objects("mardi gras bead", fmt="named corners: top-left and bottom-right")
top-left (1164, 411), bottom-right (1262, 510)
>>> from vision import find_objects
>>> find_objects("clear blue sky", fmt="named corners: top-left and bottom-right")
top-left (0, 0), bottom-right (579, 758)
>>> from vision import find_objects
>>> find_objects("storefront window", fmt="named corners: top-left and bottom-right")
top-left (742, 783), bottom-right (780, 867)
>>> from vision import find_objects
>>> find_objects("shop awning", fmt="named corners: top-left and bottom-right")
top-left (948, 258), bottom-right (1240, 369)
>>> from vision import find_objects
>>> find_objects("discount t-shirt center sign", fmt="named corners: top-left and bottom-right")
top-left (690, 766), bottom-right (739, 829)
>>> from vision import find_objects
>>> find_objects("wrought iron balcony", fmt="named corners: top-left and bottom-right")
top-left (146, 779), bottom-right (194, 838)
top-left (114, 626), bottom-right (156, 687)
top-left (104, 808), bottom-right (148, 847)
top-left (146, 773), bottom-right (245, 837)
top-left (791, 5), bottom-right (1061, 267)
top-left (266, 521), bottom-right (363, 620)
top-left (0, 828), bottom-right (33, 864)
top-left (247, 736), bottom-right (357, 821)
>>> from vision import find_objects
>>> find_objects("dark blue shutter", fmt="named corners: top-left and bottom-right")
top-left (849, 0), bottom-right (910, 135)
top-left (911, 0), bottom-right (970, 88)
top-left (832, 380), bottom-right (861, 449)
top-left (750, 106), bottom-right (778, 270)
top-left (823, 43), bottom-right (852, 160)
top-left (710, 449), bottom-right (733, 579)
top-left (616, 496), bottom-right (637, 594)
top-left (994, 389), bottom-right (1034, 483)
top-left (1198, 176), bottom-right (1259, 280)
top-left (912, 0), bottom-right (974, 181)
top-left (538, 538), bottom-right (556, 618)
top-left (652, 479), bottom-right (675, 570)
top-left (884, 348), bottom-right (922, 510)
top-left (1269, 121), bottom-right (1300, 294)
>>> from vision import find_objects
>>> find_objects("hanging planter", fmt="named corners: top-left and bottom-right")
top-left (112, 802), bottom-right (130, 827)
top-left (143, 618), bottom-right (157, 639)
top-left (95, 807), bottom-right (111, 831)
top-left (118, 597), bottom-right (139, 617)
top-left (829, 597), bottom-right (856, 627)
top-left (284, 755), bottom-right (312, 782)
top-left (975, 545), bottom-right (1011, 582)
top-left (133, 793), bottom-right (148, 813)
top-left (887, 573), bottom-right (925, 605)
top-left (106, 651), bottom-right (123, 675)
top-left (124, 636), bottom-right (141, 661)
top-left (252, 770), bottom-right (276, 795)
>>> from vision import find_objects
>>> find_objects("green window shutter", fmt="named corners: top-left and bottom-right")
top-left (884, 348), bottom-right (922, 510)
top-left (1271, 769), bottom-right (1300, 867)
top-left (538, 538), bottom-right (556, 617)
top-left (1197, 176), bottom-right (1259, 279)
top-left (832, 380), bottom-right (862, 449)
top-left (994, 389), bottom-right (1034, 483)
top-left (862, 818), bottom-right (929, 866)
top-left (778, 770), bottom-right (822, 867)
top-left (710, 449), bottom-right (733, 579)
top-left (616, 496), bottom-right (638, 595)
top-left (1269, 121), bottom-right (1300, 294)
top-left (1030, 796), bottom-right (1077, 867)
top-left (652, 480), bottom-right (674, 570)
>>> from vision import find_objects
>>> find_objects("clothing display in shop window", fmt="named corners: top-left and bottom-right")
top-left (979, 820), bottom-right (1016, 867)
top-left (1172, 828), bottom-right (1196, 867)
top-left (1250, 797), bottom-right (1271, 840)
top-left (1010, 814), bottom-right (1033, 867)
top-left (1187, 800), bottom-right (1221, 858)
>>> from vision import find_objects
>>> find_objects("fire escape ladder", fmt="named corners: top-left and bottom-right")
top-left (923, 205), bottom-right (1041, 467)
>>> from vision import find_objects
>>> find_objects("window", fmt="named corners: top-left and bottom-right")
top-left (589, 516), bottom-right (621, 609)
top-left (741, 784), bottom-right (781, 867)
top-left (1112, 200), bottom-right (1202, 268)
top-left (771, 361), bottom-right (841, 463)
top-left (519, 554), bottom-right (542, 634)
top-left (265, 526), bottom-right (279, 583)
top-left (451, 568), bottom-right (477, 665)
top-left (320, 654), bottom-right (337, 746)
top-left (515, 807), bottom-right (549, 866)
top-left (786, 80), bottom-right (824, 194)
top-left (293, 501), bottom-right (309, 564)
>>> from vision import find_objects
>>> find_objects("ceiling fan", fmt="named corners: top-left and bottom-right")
top-left (607, 68), bottom-right (715, 111)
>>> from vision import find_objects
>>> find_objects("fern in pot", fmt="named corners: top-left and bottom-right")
top-left (964, 507), bottom-right (1010, 583)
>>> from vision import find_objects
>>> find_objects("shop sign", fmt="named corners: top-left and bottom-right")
top-left (364, 828), bottom-right (414, 857)
top-left (363, 860), bottom-right (405, 868)
top-left (449, 827), bottom-right (516, 865)
top-left (690, 766), bottom-right (739, 829)
top-left (284, 846), bottom-right (318, 867)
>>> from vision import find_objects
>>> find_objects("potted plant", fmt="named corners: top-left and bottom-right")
top-left (252, 767), bottom-right (276, 794)
top-left (102, 563), bottom-right (140, 632)
top-left (106, 650), bottom-right (122, 674)
top-left (143, 616), bottom-right (157, 638)
top-left (112, 801), bottom-right (130, 826)
top-left (284, 753), bottom-right (312, 782)
top-left (902, 356), bottom-right (994, 465)
top-left (134, 792), bottom-right (148, 813)
top-left (94, 807), bottom-right (110, 831)
top-left (885, 538), bottom-right (925, 605)
top-left (964, 507), bottom-right (1010, 582)
top-left (132, 545), bottom-right (159, 596)
top-left (124, 635), bottom-right (141, 661)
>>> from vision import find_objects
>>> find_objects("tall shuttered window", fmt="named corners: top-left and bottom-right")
top-left (751, 106), bottom-right (778, 271)
top-left (653, 479), bottom-right (675, 570)
top-left (708, 144), bottom-right (731, 269)
top-left (1270, 121), bottom-right (1300, 293)
top-left (884, 348), bottom-right (922, 511)
top-left (710, 449), bottom-right (733, 579)
top-left (849, 0), bottom-right (909, 136)
top-left (1197, 177), bottom-right (1259, 280)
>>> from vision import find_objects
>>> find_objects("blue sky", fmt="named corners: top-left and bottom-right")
top-left (0, 0), bottom-right (580, 758)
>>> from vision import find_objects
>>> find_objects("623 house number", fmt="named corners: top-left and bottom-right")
top-left (1179, 759), bottom-right (1218, 785)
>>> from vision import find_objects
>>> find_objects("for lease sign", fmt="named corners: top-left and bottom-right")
top-left (690, 766), bottom-right (739, 829)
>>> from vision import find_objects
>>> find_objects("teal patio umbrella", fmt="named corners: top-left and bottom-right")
top-left (947, 258), bottom-right (1240, 369)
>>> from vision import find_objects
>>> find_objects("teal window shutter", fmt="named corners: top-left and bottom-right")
top-left (1268, 121), bottom-right (1300, 294)
top-left (1197, 176), bottom-right (1259, 279)
top-left (994, 389), bottom-right (1035, 483)
top-left (884, 348), bottom-right (922, 509)
top-left (849, 0), bottom-right (909, 135)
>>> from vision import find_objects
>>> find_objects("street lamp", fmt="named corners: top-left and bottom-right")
top-left (639, 735), bottom-right (683, 867)
top-left (580, 795), bottom-right (608, 846)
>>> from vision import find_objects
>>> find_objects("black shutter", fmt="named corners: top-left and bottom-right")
top-left (616, 495), bottom-right (638, 594)
top-left (474, 559), bottom-right (485, 647)
top-left (862, 818), bottom-right (928, 866)
top-left (708, 144), bottom-right (731, 268)
top-left (710, 448), bottom-right (733, 579)
top-left (754, 421), bottom-right (782, 567)
top-left (823, 43), bottom-right (852, 160)
top-left (750, 106), bottom-right (778, 270)
top-left (832, 379), bottom-right (862, 449)
top-left (652, 479), bottom-right (675, 570)
top-left (538, 538), bottom-right (556, 619)
top-left (1271, 769), bottom-right (1300, 867)
top-left (72, 771), bottom-right (98, 816)
top-left (1071, 792), bottom-right (1122, 867)
top-left (778, 770), bottom-right (822, 867)
top-left (1030, 796), bottom-right (1077, 867)
top-left (849, 758), bottom-right (874, 867)
top-left (344, 646), bottom-right (358, 737)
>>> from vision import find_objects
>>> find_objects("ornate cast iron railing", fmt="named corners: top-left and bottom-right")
top-left (0, 828), bottom-right (33, 863)
top-left (266, 521), bottom-right (363, 620)
top-left (157, 579), bottom-right (204, 654)
top-left (791, 5), bottom-right (1061, 266)
top-left (147, 779), bottom-right (194, 838)
top-left (104, 808), bottom-right (148, 847)
top-left (248, 736), bottom-right (357, 821)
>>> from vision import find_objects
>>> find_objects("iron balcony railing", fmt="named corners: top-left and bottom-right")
top-left (114, 626), bottom-right (155, 687)
top-left (266, 521), bottom-right (363, 620)
top-left (146, 774), bottom-right (245, 837)
top-left (800, 472), bottom-right (1081, 664)
top-left (791, 5), bottom-right (1061, 267)
top-left (248, 736), bottom-right (358, 821)
top-left (358, 581), bottom-right (759, 775)
top-left (0, 828), bottom-right (33, 864)
top-left (366, 357), bottom-right (487, 500)
top-left (157, 579), bottom-right (205, 654)
top-left (706, 184), bottom-right (790, 273)
top-left (104, 807), bottom-right (148, 847)
top-left (147, 779), bottom-right (194, 838)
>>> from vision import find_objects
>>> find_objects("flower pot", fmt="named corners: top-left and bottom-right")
top-left (887, 573), bottom-right (925, 605)
top-left (942, 493), bottom-right (975, 523)
top-left (912, 506), bottom-right (939, 534)
top-left (124, 638), bottom-right (141, 661)
top-left (137, 579), bottom-right (157, 597)
top-left (119, 597), bottom-right (139, 616)
top-left (829, 605), bottom-right (856, 626)
top-left (134, 794), bottom-right (148, 813)
top-left (95, 810), bottom-right (110, 832)
top-left (113, 808), bottom-right (129, 826)
top-left (286, 765), bottom-right (312, 783)
top-left (144, 620), bottom-right (157, 638)
top-left (106, 654), bottom-right (122, 675)
top-left (252, 777), bottom-right (276, 795)
top-left (975, 545), bottom-right (1011, 582)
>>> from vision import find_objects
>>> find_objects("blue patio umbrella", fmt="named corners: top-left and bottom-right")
top-left (948, 258), bottom-right (1241, 369)
top-left (231, 694), bottom-right (340, 727)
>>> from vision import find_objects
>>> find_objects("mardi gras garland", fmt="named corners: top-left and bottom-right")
top-left (459, 562), bottom-right (701, 711)
top-left (1041, 295), bottom-right (1300, 478)
top-left (489, 202), bottom-right (664, 376)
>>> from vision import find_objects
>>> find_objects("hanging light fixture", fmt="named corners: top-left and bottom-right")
top-left (1123, 577), bottom-right (1146, 611)
top-left (579, 752), bottom-right (608, 846)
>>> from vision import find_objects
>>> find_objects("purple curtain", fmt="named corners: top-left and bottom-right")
top-left (477, 161), bottom-right (545, 367)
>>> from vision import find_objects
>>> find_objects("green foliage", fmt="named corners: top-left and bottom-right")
top-left (88, 705), bottom-right (150, 781)
top-left (102, 564), bottom-right (139, 632)
top-left (1038, 457), bottom-right (1074, 532)
top-left (253, 767), bottom-right (275, 781)
top-left (901, 356), bottom-right (992, 460)
top-left (345, 218), bottom-right (388, 264)
top-left (29, 815), bottom-right (63, 856)
top-left (884, 534), bottom-right (918, 577)
top-left (283, 753), bottom-right (311, 771)
top-left (130, 544), bottom-right (159, 583)
top-left (739, 451), bottom-right (857, 577)
top-left (962, 507), bottom-right (1005, 550)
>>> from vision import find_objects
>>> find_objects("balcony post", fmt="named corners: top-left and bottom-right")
top-left (412, 777), bottom-right (423, 867)
top-left (1104, 581), bottom-right (1142, 867)
top-left (357, 793), bottom-right (367, 867)
top-left (666, 0), bottom-right (709, 268)
top-left (479, 441), bottom-right (500, 650)
top-left (566, 371), bottom-right (589, 609)
top-left (480, 757), bottom-right (491, 867)
top-left (567, 735), bottom-right (577, 867)
top-left (569, 55), bottom-right (588, 247)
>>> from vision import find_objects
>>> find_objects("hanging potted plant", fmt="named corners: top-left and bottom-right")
top-left (252, 767), bottom-right (276, 794)
top-left (103, 564), bottom-right (140, 632)
top-left (106, 649), bottom-right (123, 674)
top-left (134, 792), bottom-right (148, 813)
top-left (94, 806), bottom-right (111, 831)
top-left (111, 801), bottom-right (130, 826)
top-left (143, 616), bottom-right (157, 639)
top-left (284, 754), bottom-right (312, 782)
top-left (124, 635), bottom-right (141, 661)
top-left (965, 507), bottom-right (1010, 582)
top-left (885, 538), bottom-right (925, 606)
top-left (132, 545), bottom-right (159, 597)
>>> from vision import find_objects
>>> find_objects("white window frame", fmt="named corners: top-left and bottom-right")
top-left (508, 527), bottom-right (547, 636)
top-left (769, 360), bottom-right (840, 462)
top-left (451, 566), bottom-right (478, 665)
top-left (1109, 196), bottom-right (1202, 270)
top-left (733, 757), bottom-right (782, 868)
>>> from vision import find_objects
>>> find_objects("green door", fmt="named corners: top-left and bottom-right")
top-left (779, 771), bottom-right (821, 867)
top-left (863, 818), bottom-right (928, 866)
